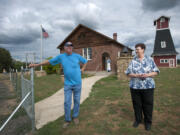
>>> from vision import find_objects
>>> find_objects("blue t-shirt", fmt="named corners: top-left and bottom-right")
top-left (49, 53), bottom-right (87, 86)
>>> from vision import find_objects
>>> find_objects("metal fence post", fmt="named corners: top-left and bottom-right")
top-left (15, 70), bottom-right (17, 91)
top-left (9, 68), bottom-right (12, 81)
top-left (21, 67), bottom-right (25, 100)
top-left (31, 67), bottom-right (35, 131)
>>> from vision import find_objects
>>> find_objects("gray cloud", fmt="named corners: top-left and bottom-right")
top-left (123, 33), bottom-right (155, 56)
top-left (52, 19), bottom-right (75, 31)
top-left (0, 28), bottom-right (40, 44)
top-left (0, 0), bottom-right (11, 16)
top-left (174, 38), bottom-right (180, 53)
top-left (73, 3), bottom-right (101, 29)
top-left (124, 35), bottom-right (151, 47)
top-left (0, 0), bottom-right (180, 61)
top-left (141, 0), bottom-right (180, 11)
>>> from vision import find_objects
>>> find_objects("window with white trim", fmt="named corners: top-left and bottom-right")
top-left (160, 59), bottom-right (169, 63)
top-left (160, 18), bottom-right (165, 22)
top-left (164, 59), bottom-right (168, 63)
top-left (160, 59), bottom-right (164, 63)
top-left (82, 48), bottom-right (92, 60)
top-left (118, 51), bottom-right (120, 58)
top-left (161, 41), bottom-right (166, 48)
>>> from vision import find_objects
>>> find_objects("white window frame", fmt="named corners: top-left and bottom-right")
top-left (169, 59), bottom-right (175, 67)
top-left (164, 59), bottom-right (169, 63)
top-left (82, 48), bottom-right (92, 60)
top-left (160, 18), bottom-right (165, 22)
top-left (161, 41), bottom-right (166, 48)
top-left (160, 59), bottom-right (164, 63)
top-left (118, 51), bottom-right (121, 58)
top-left (160, 59), bottom-right (169, 63)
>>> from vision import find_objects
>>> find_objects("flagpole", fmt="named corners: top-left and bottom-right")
top-left (40, 25), bottom-right (43, 71)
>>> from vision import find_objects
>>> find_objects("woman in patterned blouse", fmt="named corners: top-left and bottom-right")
top-left (125, 43), bottom-right (160, 131)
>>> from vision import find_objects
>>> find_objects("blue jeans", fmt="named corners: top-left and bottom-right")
top-left (64, 84), bottom-right (81, 122)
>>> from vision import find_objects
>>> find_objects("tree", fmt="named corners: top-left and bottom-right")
top-left (0, 48), bottom-right (13, 73)
top-left (177, 59), bottom-right (180, 65)
top-left (12, 60), bottom-right (26, 72)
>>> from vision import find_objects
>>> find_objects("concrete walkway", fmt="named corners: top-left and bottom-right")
top-left (35, 73), bottom-right (111, 129)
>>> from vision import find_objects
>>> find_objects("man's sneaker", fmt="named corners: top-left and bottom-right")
top-left (73, 118), bottom-right (79, 125)
top-left (63, 122), bottom-right (70, 128)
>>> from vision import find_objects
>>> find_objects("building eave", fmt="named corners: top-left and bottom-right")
top-left (151, 53), bottom-right (178, 56)
top-left (56, 24), bottom-right (133, 51)
top-left (154, 15), bottom-right (170, 22)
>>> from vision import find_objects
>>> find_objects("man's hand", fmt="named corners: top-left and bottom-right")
top-left (29, 60), bottom-right (50, 68)
top-left (81, 63), bottom-right (87, 73)
top-left (29, 63), bottom-right (40, 68)
top-left (81, 68), bottom-right (85, 73)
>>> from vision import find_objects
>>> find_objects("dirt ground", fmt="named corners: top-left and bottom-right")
top-left (0, 74), bottom-right (31, 135)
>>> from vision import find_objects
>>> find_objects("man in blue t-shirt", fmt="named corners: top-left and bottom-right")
top-left (29, 41), bottom-right (87, 128)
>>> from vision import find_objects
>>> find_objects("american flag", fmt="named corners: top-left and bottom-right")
top-left (42, 27), bottom-right (49, 38)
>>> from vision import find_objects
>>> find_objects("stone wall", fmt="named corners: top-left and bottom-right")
top-left (117, 56), bottom-right (133, 80)
top-left (35, 70), bottom-right (47, 77)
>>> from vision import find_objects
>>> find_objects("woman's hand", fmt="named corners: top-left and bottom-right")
top-left (141, 72), bottom-right (158, 78)
top-left (141, 73), bottom-right (149, 78)
top-left (135, 74), bottom-right (143, 78)
top-left (128, 73), bottom-right (157, 78)
top-left (128, 74), bottom-right (144, 78)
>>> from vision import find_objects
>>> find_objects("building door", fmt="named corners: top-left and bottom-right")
top-left (169, 59), bottom-right (174, 67)
top-left (102, 52), bottom-right (110, 71)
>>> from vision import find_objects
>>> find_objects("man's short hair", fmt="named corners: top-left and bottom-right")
top-left (135, 43), bottom-right (146, 50)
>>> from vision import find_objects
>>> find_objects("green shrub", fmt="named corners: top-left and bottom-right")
top-left (43, 57), bottom-right (61, 74)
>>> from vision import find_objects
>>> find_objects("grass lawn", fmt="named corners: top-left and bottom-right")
top-left (34, 74), bottom-right (63, 102)
top-left (35, 68), bottom-right (180, 135)
top-left (34, 73), bottom-right (94, 102)
top-left (0, 74), bottom-right (32, 135)
top-left (19, 73), bottom-right (93, 103)
top-left (0, 72), bottom-right (93, 135)
top-left (13, 73), bottom-right (63, 103)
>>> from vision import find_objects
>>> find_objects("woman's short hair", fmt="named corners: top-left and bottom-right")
top-left (135, 43), bottom-right (146, 50)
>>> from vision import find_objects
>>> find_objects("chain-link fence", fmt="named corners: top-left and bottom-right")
top-left (21, 68), bottom-right (35, 131)
top-left (9, 69), bottom-right (21, 99)
top-left (0, 68), bottom-right (35, 134)
top-left (0, 53), bottom-right (35, 134)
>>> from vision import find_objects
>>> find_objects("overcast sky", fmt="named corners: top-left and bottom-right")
top-left (0, 0), bottom-right (180, 62)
